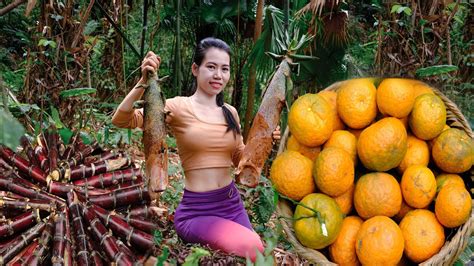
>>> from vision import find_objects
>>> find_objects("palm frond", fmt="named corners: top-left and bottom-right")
top-left (296, 0), bottom-right (340, 17)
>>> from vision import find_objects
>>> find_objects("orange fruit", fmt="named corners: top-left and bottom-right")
top-left (318, 90), bottom-right (345, 131)
top-left (323, 130), bottom-right (358, 165)
top-left (436, 173), bottom-right (465, 192)
top-left (393, 200), bottom-right (415, 223)
top-left (288, 94), bottom-right (335, 147)
top-left (286, 135), bottom-right (321, 161)
top-left (412, 82), bottom-right (435, 99)
top-left (329, 216), bottom-right (363, 266)
top-left (294, 193), bottom-right (344, 249)
top-left (337, 78), bottom-right (377, 129)
top-left (401, 166), bottom-right (436, 208)
top-left (333, 183), bottom-right (355, 215)
top-left (270, 151), bottom-right (315, 200)
top-left (408, 94), bottom-right (446, 140)
top-left (399, 209), bottom-right (445, 263)
top-left (432, 128), bottom-right (473, 173)
top-left (356, 216), bottom-right (404, 265)
top-left (313, 147), bottom-right (354, 197)
top-left (354, 172), bottom-right (402, 219)
top-left (357, 117), bottom-right (408, 171)
top-left (377, 78), bottom-right (416, 118)
top-left (435, 185), bottom-right (472, 228)
top-left (397, 135), bottom-right (430, 174)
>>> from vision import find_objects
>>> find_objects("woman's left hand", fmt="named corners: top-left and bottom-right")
top-left (272, 125), bottom-right (281, 142)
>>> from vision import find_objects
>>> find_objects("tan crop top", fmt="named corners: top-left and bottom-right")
top-left (111, 97), bottom-right (245, 171)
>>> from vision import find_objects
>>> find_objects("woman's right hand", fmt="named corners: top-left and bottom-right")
top-left (140, 51), bottom-right (161, 82)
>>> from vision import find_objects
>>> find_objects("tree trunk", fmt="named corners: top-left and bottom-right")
top-left (243, 0), bottom-right (264, 140)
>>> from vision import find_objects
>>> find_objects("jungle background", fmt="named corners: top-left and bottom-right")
top-left (0, 0), bottom-right (472, 265)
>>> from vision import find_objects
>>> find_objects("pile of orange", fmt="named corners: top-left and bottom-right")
top-left (269, 78), bottom-right (472, 264)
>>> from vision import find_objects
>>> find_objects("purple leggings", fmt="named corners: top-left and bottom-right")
top-left (174, 181), bottom-right (264, 261)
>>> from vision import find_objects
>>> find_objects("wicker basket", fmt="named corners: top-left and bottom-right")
top-left (276, 80), bottom-right (473, 266)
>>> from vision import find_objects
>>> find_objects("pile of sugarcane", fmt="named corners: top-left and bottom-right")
top-left (0, 130), bottom-right (163, 265)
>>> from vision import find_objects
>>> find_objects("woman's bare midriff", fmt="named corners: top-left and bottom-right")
top-left (184, 167), bottom-right (233, 192)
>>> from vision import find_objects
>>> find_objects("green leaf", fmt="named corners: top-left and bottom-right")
top-left (182, 247), bottom-right (210, 266)
top-left (156, 246), bottom-right (169, 266)
top-left (50, 106), bottom-right (65, 129)
top-left (416, 65), bottom-right (458, 77)
top-left (79, 131), bottom-right (92, 145)
top-left (391, 4), bottom-right (401, 13)
top-left (59, 88), bottom-right (97, 98)
top-left (59, 128), bottom-right (73, 145)
top-left (0, 110), bottom-right (25, 150)
top-left (84, 20), bottom-right (99, 35)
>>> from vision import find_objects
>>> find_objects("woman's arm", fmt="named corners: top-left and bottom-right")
top-left (111, 51), bottom-right (161, 129)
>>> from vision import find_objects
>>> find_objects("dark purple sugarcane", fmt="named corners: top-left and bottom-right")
top-left (64, 206), bottom-right (73, 265)
top-left (24, 215), bottom-right (54, 265)
top-left (0, 209), bottom-right (40, 238)
top-left (73, 167), bottom-right (142, 188)
top-left (0, 222), bottom-right (45, 263)
top-left (87, 185), bottom-right (150, 209)
top-left (6, 239), bottom-right (39, 265)
top-left (51, 212), bottom-right (66, 265)
top-left (90, 204), bottom-right (154, 251)
top-left (46, 126), bottom-right (59, 172)
top-left (0, 197), bottom-right (57, 212)
top-left (83, 150), bottom-right (124, 165)
top-left (19, 136), bottom-right (41, 169)
top-left (0, 145), bottom-right (47, 185)
top-left (34, 145), bottom-right (49, 173)
top-left (0, 176), bottom-right (65, 206)
top-left (87, 235), bottom-right (104, 265)
top-left (67, 192), bottom-right (91, 265)
top-left (67, 156), bottom-right (131, 181)
top-left (81, 205), bottom-right (134, 265)
top-left (0, 158), bottom-right (12, 170)
top-left (0, 191), bottom-right (26, 200)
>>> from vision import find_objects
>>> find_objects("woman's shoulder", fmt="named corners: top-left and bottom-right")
top-left (223, 103), bottom-right (239, 118)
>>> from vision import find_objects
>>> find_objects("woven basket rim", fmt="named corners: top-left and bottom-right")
top-left (276, 79), bottom-right (473, 265)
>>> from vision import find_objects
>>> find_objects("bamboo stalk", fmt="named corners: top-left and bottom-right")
top-left (90, 204), bottom-right (154, 250)
top-left (236, 59), bottom-right (291, 187)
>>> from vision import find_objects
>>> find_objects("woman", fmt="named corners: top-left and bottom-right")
top-left (111, 37), bottom-right (280, 261)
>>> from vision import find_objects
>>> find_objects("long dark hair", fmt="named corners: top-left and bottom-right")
top-left (193, 37), bottom-right (241, 136)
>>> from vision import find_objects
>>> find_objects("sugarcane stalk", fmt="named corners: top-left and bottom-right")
top-left (106, 180), bottom-right (144, 191)
top-left (86, 185), bottom-right (150, 209)
top-left (51, 212), bottom-right (66, 265)
top-left (64, 206), bottom-right (73, 266)
top-left (24, 215), bottom-right (54, 265)
top-left (0, 191), bottom-right (26, 200)
top-left (90, 204), bottom-right (154, 251)
top-left (125, 217), bottom-right (159, 234)
top-left (0, 145), bottom-right (48, 185)
top-left (86, 238), bottom-right (104, 265)
top-left (81, 206), bottom-right (134, 265)
top-left (0, 176), bottom-right (65, 206)
top-left (36, 133), bottom-right (48, 155)
top-left (125, 205), bottom-right (167, 220)
top-left (19, 136), bottom-right (41, 169)
top-left (46, 126), bottom-right (59, 173)
top-left (52, 156), bottom-right (131, 182)
top-left (0, 197), bottom-right (57, 212)
top-left (83, 150), bottom-right (124, 165)
top-left (53, 141), bottom-right (100, 179)
top-left (34, 145), bottom-right (50, 173)
top-left (0, 222), bottom-right (45, 263)
top-left (0, 158), bottom-right (12, 170)
top-left (0, 209), bottom-right (41, 238)
top-left (5, 239), bottom-right (39, 265)
top-left (236, 59), bottom-right (291, 187)
top-left (72, 167), bottom-right (142, 188)
top-left (67, 192), bottom-right (91, 265)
